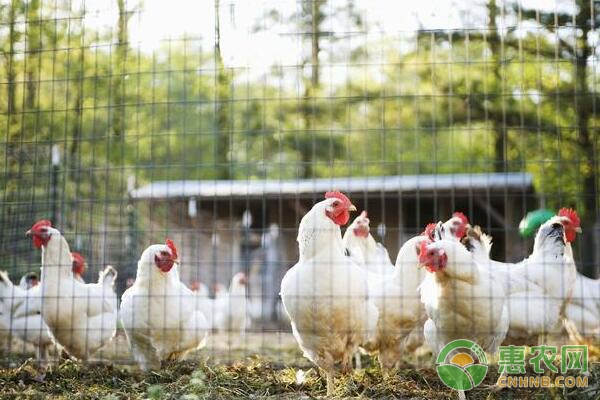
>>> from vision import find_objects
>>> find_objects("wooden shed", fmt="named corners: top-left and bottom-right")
top-left (129, 172), bottom-right (536, 322)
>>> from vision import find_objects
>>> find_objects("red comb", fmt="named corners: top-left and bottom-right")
top-left (558, 208), bottom-right (580, 228)
top-left (71, 252), bottom-right (86, 274)
top-left (453, 212), bottom-right (469, 225)
top-left (71, 252), bottom-right (85, 265)
top-left (31, 220), bottom-right (52, 230)
top-left (421, 223), bottom-right (436, 240)
top-left (166, 239), bottom-right (178, 260)
top-left (324, 191), bottom-right (352, 205)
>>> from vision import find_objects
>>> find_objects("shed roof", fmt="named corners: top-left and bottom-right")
top-left (129, 172), bottom-right (534, 201)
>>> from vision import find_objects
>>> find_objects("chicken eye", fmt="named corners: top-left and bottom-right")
top-left (552, 223), bottom-right (562, 229)
top-left (160, 251), bottom-right (170, 257)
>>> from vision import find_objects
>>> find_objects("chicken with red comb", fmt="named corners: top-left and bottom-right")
top-left (324, 191), bottom-right (357, 226)
top-left (418, 239), bottom-right (447, 273)
top-left (26, 220), bottom-right (118, 361)
top-left (441, 212), bottom-right (469, 240)
top-left (120, 240), bottom-right (208, 370)
top-left (453, 211), bottom-right (469, 225)
top-left (421, 223), bottom-right (437, 240)
top-left (352, 211), bottom-right (370, 238)
top-left (166, 239), bottom-right (179, 261)
top-left (418, 224), bottom-right (509, 365)
top-left (26, 219), bottom-right (52, 249)
top-left (356, 223), bottom-right (433, 371)
top-left (558, 208), bottom-right (581, 243)
top-left (280, 193), bottom-right (376, 395)
top-left (343, 210), bottom-right (393, 276)
top-left (463, 213), bottom-right (577, 345)
top-left (71, 252), bottom-right (86, 283)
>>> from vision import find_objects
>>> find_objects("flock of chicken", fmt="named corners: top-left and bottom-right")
top-left (0, 192), bottom-right (597, 396)
top-left (280, 191), bottom-right (596, 395)
top-left (0, 220), bottom-right (248, 370)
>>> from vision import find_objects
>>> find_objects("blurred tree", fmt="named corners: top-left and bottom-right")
top-left (0, 0), bottom-right (597, 276)
top-left (214, 0), bottom-right (232, 179)
top-left (254, 0), bottom-right (363, 178)
top-left (514, 0), bottom-right (600, 274)
top-left (25, 0), bottom-right (40, 110)
top-left (4, 0), bottom-right (20, 127)
top-left (112, 0), bottom-right (130, 139)
top-left (404, 0), bottom-right (599, 273)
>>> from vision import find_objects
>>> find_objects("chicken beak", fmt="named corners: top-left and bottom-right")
top-left (575, 227), bottom-right (582, 234)
top-left (25, 229), bottom-right (32, 237)
top-left (349, 204), bottom-right (357, 212)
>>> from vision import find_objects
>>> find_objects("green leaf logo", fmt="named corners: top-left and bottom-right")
top-left (436, 339), bottom-right (488, 391)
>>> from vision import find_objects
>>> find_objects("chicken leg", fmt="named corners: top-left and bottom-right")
top-left (326, 371), bottom-right (335, 397)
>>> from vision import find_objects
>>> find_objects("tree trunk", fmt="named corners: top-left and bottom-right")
top-left (214, 0), bottom-right (231, 180)
top-left (1, 0), bottom-right (19, 245)
top-left (69, 40), bottom-right (85, 183)
top-left (574, 7), bottom-right (598, 276)
top-left (487, 0), bottom-right (506, 173)
top-left (25, 0), bottom-right (40, 110)
top-left (310, 0), bottom-right (320, 88)
top-left (7, 0), bottom-right (17, 124)
top-left (299, 0), bottom-right (322, 179)
top-left (112, 0), bottom-right (128, 138)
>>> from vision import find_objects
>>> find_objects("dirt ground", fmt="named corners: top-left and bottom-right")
top-left (0, 332), bottom-right (598, 399)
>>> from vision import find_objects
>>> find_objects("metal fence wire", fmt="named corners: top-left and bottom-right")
top-left (0, 0), bottom-right (599, 398)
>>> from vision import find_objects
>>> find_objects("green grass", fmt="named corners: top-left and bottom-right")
top-left (1, 353), bottom-right (598, 399)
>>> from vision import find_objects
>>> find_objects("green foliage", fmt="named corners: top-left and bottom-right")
top-left (0, 0), bottom-right (598, 273)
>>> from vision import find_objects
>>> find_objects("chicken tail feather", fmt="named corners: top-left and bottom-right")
top-left (98, 265), bottom-right (117, 287)
top-left (0, 270), bottom-right (10, 284)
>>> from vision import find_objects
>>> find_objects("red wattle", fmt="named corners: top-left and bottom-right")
top-left (327, 209), bottom-right (350, 226)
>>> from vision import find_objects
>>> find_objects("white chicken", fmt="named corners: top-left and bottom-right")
top-left (26, 219), bottom-right (118, 360)
top-left (120, 239), bottom-right (209, 370)
top-left (553, 208), bottom-right (597, 340)
top-left (190, 280), bottom-right (209, 298)
top-left (460, 225), bottom-right (493, 264)
top-left (419, 223), bottom-right (509, 355)
top-left (440, 212), bottom-right (469, 241)
top-left (365, 215), bottom-right (468, 364)
top-left (463, 211), bottom-right (579, 344)
top-left (566, 273), bottom-right (600, 339)
top-left (280, 191), bottom-right (378, 396)
top-left (0, 270), bottom-right (54, 367)
top-left (342, 211), bottom-right (394, 369)
top-left (19, 272), bottom-right (40, 290)
top-left (342, 211), bottom-right (394, 276)
top-left (362, 225), bottom-right (431, 371)
top-left (211, 272), bottom-right (249, 335)
top-left (213, 283), bottom-right (228, 300)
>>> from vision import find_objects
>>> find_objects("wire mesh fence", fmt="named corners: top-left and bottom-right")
top-left (0, 0), bottom-right (599, 398)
